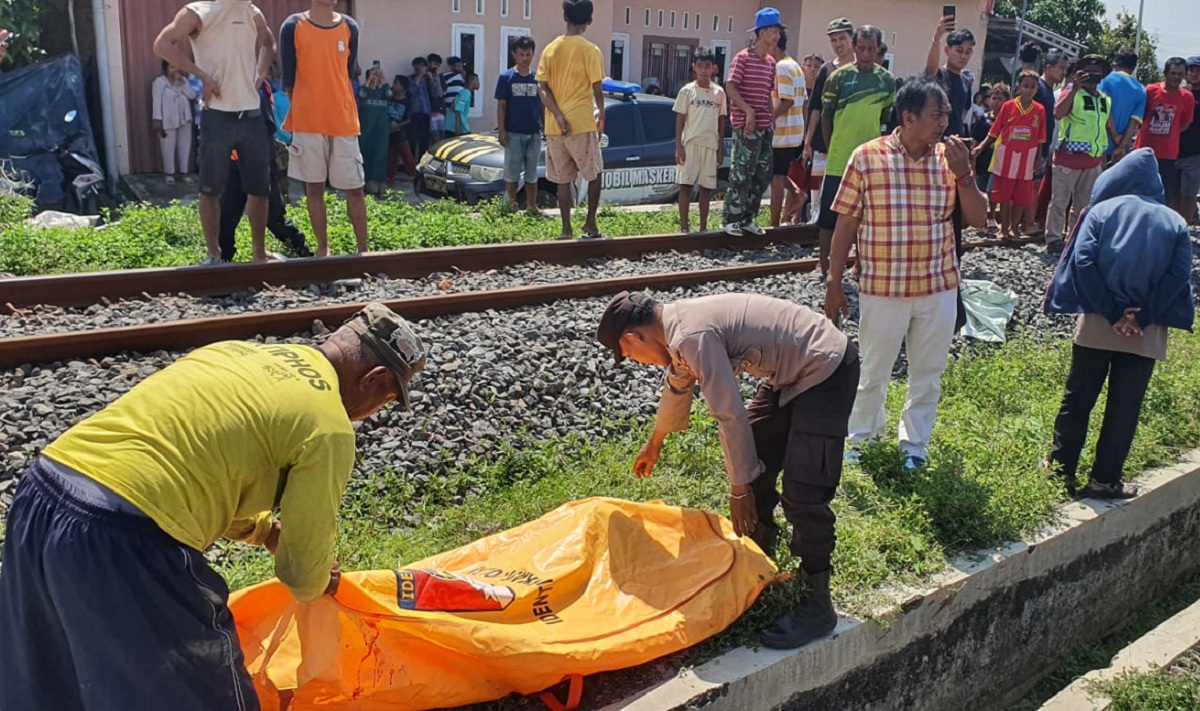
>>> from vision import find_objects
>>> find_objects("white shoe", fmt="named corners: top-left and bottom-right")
top-left (723, 222), bottom-right (743, 236)
top-left (742, 222), bottom-right (766, 236)
top-left (199, 256), bottom-right (222, 266)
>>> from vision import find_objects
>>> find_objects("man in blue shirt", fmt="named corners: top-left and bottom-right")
top-left (1098, 48), bottom-right (1146, 158)
top-left (495, 35), bottom-right (543, 210)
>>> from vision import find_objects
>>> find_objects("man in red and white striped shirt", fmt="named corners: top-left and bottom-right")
top-left (723, 8), bottom-right (782, 236)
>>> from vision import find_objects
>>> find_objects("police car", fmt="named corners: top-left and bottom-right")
top-left (416, 80), bottom-right (730, 206)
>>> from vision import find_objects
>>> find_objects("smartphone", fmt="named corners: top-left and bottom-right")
top-left (943, 4), bottom-right (956, 19)
top-left (372, 59), bottom-right (381, 69)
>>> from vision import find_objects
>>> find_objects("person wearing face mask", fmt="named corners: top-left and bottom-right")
top-left (0, 303), bottom-right (427, 710)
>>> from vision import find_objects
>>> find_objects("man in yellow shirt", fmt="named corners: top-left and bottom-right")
top-left (0, 303), bottom-right (425, 710)
top-left (537, 0), bottom-right (606, 241)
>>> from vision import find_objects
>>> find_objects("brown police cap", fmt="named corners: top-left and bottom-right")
top-left (596, 291), bottom-right (653, 366)
top-left (344, 303), bottom-right (427, 409)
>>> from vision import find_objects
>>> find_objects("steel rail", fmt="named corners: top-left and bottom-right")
top-left (0, 226), bottom-right (820, 310)
top-left (0, 234), bottom-right (1043, 370)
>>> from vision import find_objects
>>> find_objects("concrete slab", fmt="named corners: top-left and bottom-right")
top-left (601, 451), bottom-right (1200, 711)
top-left (1039, 597), bottom-right (1200, 710)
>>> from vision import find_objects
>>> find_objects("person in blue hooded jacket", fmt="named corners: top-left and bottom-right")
top-left (1043, 148), bottom-right (1195, 499)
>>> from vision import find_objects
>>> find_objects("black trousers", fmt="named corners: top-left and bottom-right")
top-left (409, 113), bottom-right (432, 162)
top-left (1050, 344), bottom-right (1156, 484)
top-left (0, 461), bottom-right (259, 710)
top-left (747, 343), bottom-right (860, 571)
top-left (218, 152), bottom-right (310, 262)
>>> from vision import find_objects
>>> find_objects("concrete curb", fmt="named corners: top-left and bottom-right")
top-left (602, 450), bottom-right (1200, 711)
top-left (1038, 597), bottom-right (1200, 710)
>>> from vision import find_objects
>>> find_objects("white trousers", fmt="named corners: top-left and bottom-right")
top-left (160, 123), bottom-right (193, 175)
top-left (849, 289), bottom-right (957, 458)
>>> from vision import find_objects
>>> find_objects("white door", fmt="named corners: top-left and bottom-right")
top-left (711, 40), bottom-right (731, 84)
top-left (499, 26), bottom-right (532, 71)
top-left (452, 23), bottom-right (486, 119)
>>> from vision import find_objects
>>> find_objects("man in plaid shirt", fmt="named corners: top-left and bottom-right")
top-left (825, 77), bottom-right (987, 470)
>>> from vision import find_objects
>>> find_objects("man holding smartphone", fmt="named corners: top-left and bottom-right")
top-left (924, 7), bottom-right (975, 139)
top-left (1045, 55), bottom-right (1117, 253)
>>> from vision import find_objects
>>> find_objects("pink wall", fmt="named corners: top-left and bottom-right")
top-left (357, 0), bottom-right (612, 134)
top-left (794, 0), bottom-right (989, 79)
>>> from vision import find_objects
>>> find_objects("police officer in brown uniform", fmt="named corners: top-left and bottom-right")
top-left (596, 291), bottom-right (859, 649)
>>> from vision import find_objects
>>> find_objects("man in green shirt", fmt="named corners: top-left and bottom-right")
top-left (816, 26), bottom-right (896, 278)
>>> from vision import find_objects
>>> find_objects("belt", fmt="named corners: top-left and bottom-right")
top-left (205, 108), bottom-right (262, 120)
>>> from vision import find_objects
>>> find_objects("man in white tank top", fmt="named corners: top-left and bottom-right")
top-left (154, 1), bottom-right (278, 264)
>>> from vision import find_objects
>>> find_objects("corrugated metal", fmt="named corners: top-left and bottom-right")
top-left (119, 0), bottom-right (351, 174)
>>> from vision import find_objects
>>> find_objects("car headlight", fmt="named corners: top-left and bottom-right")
top-left (470, 165), bottom-right (504, 182)
top-left (418, 152), bottom-right (434, 169)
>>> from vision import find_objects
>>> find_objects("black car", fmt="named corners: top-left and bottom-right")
top-left (416, 85), bottom-right (729, 206)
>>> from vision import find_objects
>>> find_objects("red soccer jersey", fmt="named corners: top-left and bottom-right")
top-left (988, 98), bottom-right (1047, 180)
top-left (1136, 83), bottom-right (1196, 160)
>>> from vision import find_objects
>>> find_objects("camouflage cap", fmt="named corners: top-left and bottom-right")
top-left (826, 17), bottom-right (854, 35)
top-left (344, 303), bottom-right (427, 410)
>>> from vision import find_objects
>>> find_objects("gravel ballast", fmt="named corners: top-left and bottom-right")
top-left (0, 244), bottom-right (815, 338)
top-left (3, 234), bottom-right (1199, 522)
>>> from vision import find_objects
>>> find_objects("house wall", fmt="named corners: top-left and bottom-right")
top-left (105, 0), bottom-right (988, 174)
top-left (356, 0), bottom-right (612, 132)
top-left (794, 0), bottom-right (989, 80)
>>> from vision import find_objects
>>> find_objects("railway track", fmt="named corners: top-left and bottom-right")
top-left (0, 226), bottom-right (820, 310)
top-left (0, 232), bottom-right (1042, 370)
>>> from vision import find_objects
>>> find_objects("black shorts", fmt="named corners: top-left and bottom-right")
top-left (817, 174), bottom-right (843, 231)
top-left (1157, 158), bottom-right (1180, 206)
top-left (199, 108), bottom-right (270, 198)
top-left (772, 146), bottom-right (801, 176)
top-left (0, 460), bottom-right (260, 710)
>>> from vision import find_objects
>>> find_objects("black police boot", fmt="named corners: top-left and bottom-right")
top-left (759, 568), bottom-right (838, 649)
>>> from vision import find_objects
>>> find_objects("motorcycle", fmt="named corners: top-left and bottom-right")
top-left (8, 110), bottom-right (107, 215)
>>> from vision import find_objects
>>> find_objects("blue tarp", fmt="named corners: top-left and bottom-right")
top-left (0, 54), bottom-right (101, 205)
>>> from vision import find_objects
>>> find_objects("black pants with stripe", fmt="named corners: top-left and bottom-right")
top-left (0, 461), bottom-right (260, 710)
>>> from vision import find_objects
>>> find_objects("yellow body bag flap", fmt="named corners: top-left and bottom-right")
top-left (230, 497), bottom-right (777, 710)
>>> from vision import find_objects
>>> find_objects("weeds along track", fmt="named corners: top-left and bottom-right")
top-left (1, 227), bottom-right (820, 311)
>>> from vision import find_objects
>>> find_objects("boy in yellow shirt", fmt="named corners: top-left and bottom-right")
top-left (0, 303), bottom-right (426, 709)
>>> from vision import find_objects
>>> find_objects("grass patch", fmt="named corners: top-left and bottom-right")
top-left (215, 329), bottom-right (1200, 666)
top-left (1097, 653), bottom-right (1200, 711)
top-left (0, 195), bottom-right (686, 276)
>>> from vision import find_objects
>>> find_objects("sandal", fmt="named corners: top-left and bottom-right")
top-left (580, 231), bottom-right (610, 240)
